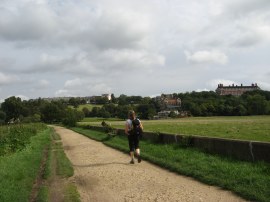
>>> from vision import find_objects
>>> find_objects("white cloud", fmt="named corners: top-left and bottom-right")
top-left (55, 78), bottom-right (111, 97)
top-left (196, 88), bottom-right (211, 92)
top-left (99, 49), bottom-right (165, 70)
top-left (0, 72), bottom-right (19, 85)
top-left (54, 89), bottom-right (70, 97)
top-left (64, 78), bottom-right (83, 88)
top-left (185, 50), bottom-right (228, 65)
top-left (257, 81), bottom-right (270, 91)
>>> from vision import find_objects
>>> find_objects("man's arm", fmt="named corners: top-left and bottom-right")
top-left (139, 121), bottom-right (143, 130)
top-left (125, 122), bottom-right (129, 135)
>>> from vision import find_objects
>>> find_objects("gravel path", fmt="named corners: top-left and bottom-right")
top-left (54, 126), bottom-right (246, 202)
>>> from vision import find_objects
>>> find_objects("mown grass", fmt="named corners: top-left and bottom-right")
top-left (64, 184), bottom-right (81, 202)
top-left (71, 127), bottom-right (270, 202)
top-left (43, 128), bottom-right (80, 202)
top-left (81, 117), bottom-right (123, 122)
top-left (79, 116), bottom-right (270, 142)
top-left (55, 149), bottom-right (74, 177)
top-left (36, 186), bottom-right (49, 202)
top-left (0, 127), bottom-right (51, 202)
top-left (70, 104), bottom-right (103, 111)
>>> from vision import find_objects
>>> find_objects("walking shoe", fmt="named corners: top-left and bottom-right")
top-left (138, 155), bottom-right (142, 163)
top-left (130, 159), bottom-right (135, 164)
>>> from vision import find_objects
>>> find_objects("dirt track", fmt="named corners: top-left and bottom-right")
top-left (54, 126), bottom-right (246, 202)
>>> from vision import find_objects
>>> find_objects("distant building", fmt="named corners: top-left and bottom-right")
top-left (156, 94), bottom-right (181, 110)
top-left (154, 94), bottom-right (182, 119)
top-left (102, 94), bottom-right (112, 101)
top-left (42, 97), bottom-right (72, 102)
top-left (216, 83), bottom-right (260, 96)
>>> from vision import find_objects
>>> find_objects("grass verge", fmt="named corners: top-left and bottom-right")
top-left (36, 186), bottom-right (49, 202)
top-left (64, 184), bottom-right (81, 202)
top-left (44, 127), bottom-right (80, 202)
top-left (0, 128), bottom-right (51, 202)
top-left (71, 127), bottom-right (270, 202)
top-left (55, 148), bottom-right (74, 177)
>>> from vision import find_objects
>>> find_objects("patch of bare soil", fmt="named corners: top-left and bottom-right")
top-left (54, 126), bottom-right (247, 202)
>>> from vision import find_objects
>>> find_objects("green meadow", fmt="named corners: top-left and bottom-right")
top-left (77, 104), bottom-right (103, 111)
top-left (79, 116), bottom-right (270, 142)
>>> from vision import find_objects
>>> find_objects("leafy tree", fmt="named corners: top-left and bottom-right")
top-left (1, 96), bottom-right (23, 121)
top-left (89, 107), bottom-right (100, 117)
top-left (169, 111), bottom-right (177, 118)
top-left (116, 105), bottom-right (133, 119)
top-left (0, 111), bottom-right (6, 125)
top-left (94, 97), bottom-right (108, 104)
top-left (82, 107), bottom-right (90, 117)
top-left (102, 104), bottom-right (117, 117)
top-left (69, 97), bottom-right (80, 108)
top-left (118, 94), bottom-right (129, 105)
top-left (136, 104), bottom-right (156, 119)
top-left (111, 93), bottom-right (116, 103)
top-left (40, 102), bottom-right (65, 123)
top-left (62, 109), bottom-right (84, 127)
top-left (246, 94), bottom-right (269, 115)
top-left (22, 114), bottom-right (41, 123)
top-left (98, 108), bottom-right (111, 118)
top-left (189, 103), bottom-right (202, 116)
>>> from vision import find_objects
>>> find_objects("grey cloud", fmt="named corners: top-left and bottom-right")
top-left (0, 0), bottom-right (270, 100)
top-left (0, 57), bottom-right (14, 69)
top-left (224, 0), bottom-right (270, 16)
top-left (0, 3), bottom-right (57, 42)
top-left (0, 1), bottom-right (149, 52)
top-left (23, 48), bottom-right (165, 77)
top-left (187, 0), bottom-right (270, 50)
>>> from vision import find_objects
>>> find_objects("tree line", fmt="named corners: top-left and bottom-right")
top-left (0, 90), bottom-right (270, 125)
top-left (0, 97), bottom-right (84, 126)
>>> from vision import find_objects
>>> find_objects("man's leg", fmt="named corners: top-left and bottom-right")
top-left (128, 135), bottom-right (135, 164)
top-left (134, 136), bottom-right (141, 163)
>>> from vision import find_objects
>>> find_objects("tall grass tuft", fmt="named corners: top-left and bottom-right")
top-left (0, 123), bottom-right (47, 156)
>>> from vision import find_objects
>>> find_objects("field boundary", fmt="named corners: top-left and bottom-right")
top-left (83, 125), bottom-right (270, 163)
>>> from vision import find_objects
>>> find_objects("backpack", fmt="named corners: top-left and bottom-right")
top-left (132, 118), bottom-right (143, 137)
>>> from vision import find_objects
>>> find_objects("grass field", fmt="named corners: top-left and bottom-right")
top-left (71, 127), bottom-right (270, 202)
top-left (82, 117), bottom-right (123, 122)
top-left (79, 116), bottom-right (270, 142)
top-left (77, 104), bottom-right (103, 111)
top-left (0, 125), bottom-right (51, 202)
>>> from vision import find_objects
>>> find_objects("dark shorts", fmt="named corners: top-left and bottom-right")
top-left (128, 134), bottom-right (140, 152)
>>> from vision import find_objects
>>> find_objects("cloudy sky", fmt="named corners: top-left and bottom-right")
top-left (1, 0), bottom-right (270, 101)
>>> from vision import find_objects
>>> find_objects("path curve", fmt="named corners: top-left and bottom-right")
top-left (54, 126), bottom-right (246, 202)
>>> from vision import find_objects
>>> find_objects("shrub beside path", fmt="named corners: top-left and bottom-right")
top-left (54, 126), bottom-right (246, 202)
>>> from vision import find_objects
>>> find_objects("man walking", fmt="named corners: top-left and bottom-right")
top-left (125, 110), bottom-right (143, 164)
